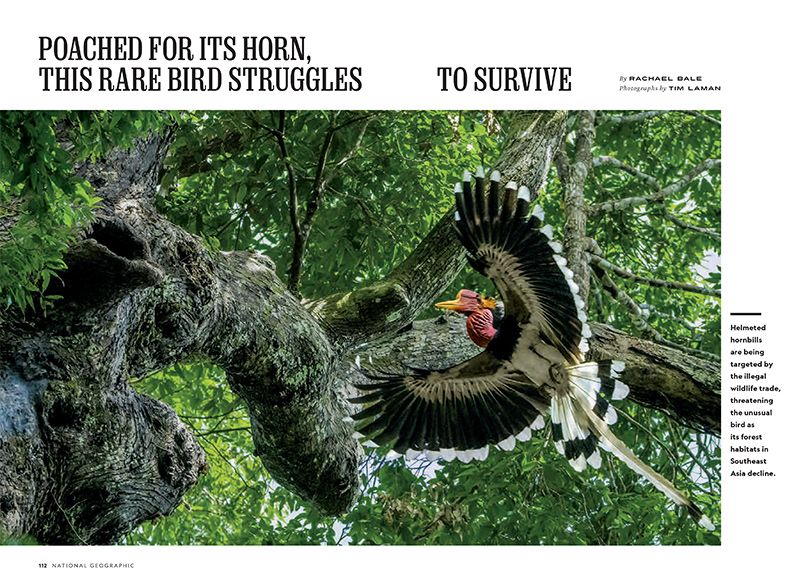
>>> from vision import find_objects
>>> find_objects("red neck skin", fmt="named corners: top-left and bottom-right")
top-left (466, 308), bottom-right (497, 348)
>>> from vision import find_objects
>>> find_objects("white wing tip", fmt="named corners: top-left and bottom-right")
top-left (517, 185), bottom-right (531, 202)
top-left (454, 210), bottom-right (461, 221)
top-left (463, 170), bottom-right (472, 182)
top-left (497, 435), bottom-right (516, 451)
top-left (699, 515), bottom-right (715, 531)
top-left (506, 180), bottom-right (518, 191)
top-left (490, 170), bottom-right (501, 182)
top-left (475, 166), bottom-right (485, 178)
top-left (456, 450), bottom-right (474, 463)
top-left (454, 182), bottom-right (463, 194)
top-left (441, 448), bottom-right (456, 462)
top-left (533, 204), bottom-right (545, 220)
top-left (540, 224), bottom-right (554, 239)
top-left (516, 426), bottom-right (532, 442)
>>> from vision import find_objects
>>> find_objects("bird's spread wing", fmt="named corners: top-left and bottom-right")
top-left (350, 350), bottom-right (548, 461)
top-left (348, 169), bottom-right (583, 460)
top-left (454, 169), bottom-right (591, 365)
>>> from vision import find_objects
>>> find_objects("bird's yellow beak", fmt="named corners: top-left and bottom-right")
top-left (434, 291), bottom-right (496, 312)
top-left (434, 296), bottom-right (465, 311)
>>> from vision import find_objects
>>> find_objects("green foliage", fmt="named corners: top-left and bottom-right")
top-left (126, 110), bottom-right (720, 546)
top-left (158, 111), bottom-right (498, 295)
top-left (0, 531), bottom-right (39, 545)
top-left (0, 111), bottom-right (166, 311)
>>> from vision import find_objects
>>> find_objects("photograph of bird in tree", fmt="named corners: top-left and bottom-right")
top-left (0, 110), bottom-right (720, 546)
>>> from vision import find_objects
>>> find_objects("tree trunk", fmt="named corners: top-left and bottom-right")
top-left (0, 111), bottom-right (719, 544)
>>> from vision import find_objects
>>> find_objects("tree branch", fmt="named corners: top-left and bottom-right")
top-left (681, 110), bottom-right (721, 126)
top-left (599, 111), bottom-right (667, 125)
top-left (272, 111), bottom-right (301, 243)
top-left (558, 110), bottom-right (595, 299)
top-left (588, 253), bottom-right (720, 297)
top-left (593, 155), bottom-right (660, 190)
top-left (588, 158), bottom-right (721, 215)
top-left (663, 209), bottom-right (721, 240)
top-left (286, 113), bottom-right (338, 295)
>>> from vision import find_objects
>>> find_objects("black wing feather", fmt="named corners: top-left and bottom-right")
top-left (454, 172), bottom-right (588, 364)
top-left (350, 350), bottom-right (546, 454)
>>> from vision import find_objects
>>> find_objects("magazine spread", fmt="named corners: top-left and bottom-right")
top-left (0, 1), bottom-right (795, 580)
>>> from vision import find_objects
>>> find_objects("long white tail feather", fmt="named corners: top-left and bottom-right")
top-left (552, 391), bottom-right (595, 473)
top-left (589, 417), bottom-right (715, 531)
top-left (569, 367), bottom-right (629, 402)
top-left (558, 361), bottom-right (715, 530)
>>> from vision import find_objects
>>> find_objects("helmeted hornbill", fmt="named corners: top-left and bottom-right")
top-left (349, 168), bottom-right (714, 530)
